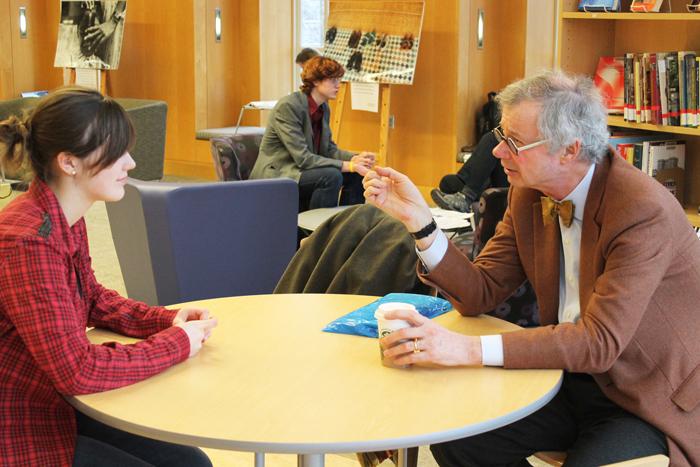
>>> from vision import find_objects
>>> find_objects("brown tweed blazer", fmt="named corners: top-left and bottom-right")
top-left (419, 152), bottom-right (700, 466)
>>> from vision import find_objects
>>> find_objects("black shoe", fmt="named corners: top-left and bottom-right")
top-left (431, 189), bottom-right (471, 213)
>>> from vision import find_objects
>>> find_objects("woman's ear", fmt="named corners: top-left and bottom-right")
top-left (55, 152), bottom-right (78, 176)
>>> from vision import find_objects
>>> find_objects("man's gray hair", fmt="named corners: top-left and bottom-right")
top-left (495, 70), bottom-right (610, 164)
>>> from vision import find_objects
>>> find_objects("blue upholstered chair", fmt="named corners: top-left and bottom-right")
top-left (106, 178), bottom-right (298, 306)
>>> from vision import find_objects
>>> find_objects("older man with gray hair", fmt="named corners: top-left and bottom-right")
top-left (363, 70), bottom-right (700, 466)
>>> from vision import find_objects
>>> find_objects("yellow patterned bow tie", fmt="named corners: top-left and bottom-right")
top-left (541, 197), bottom-right (575, 228)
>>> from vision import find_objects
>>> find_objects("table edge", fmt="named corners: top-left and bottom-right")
top-left (66, 371), bottom-right (562, 454)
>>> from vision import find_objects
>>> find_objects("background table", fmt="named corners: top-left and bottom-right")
top-left (297, 206), bottom-right (352, 232)
top-left (68, 294), bottom-right (561, 467)
top-left (430, 207), bottom-right (473, 237)
top-left (195, 125), bottom-right (266, 141)
top-left (298, 206), bottom-right (473, 234)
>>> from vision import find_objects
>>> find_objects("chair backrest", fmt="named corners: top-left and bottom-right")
top-left (0, 97), bottom-right (38, 121)
top-left (106, 178), bottom-right (298, 306)
top-left (471, 187), bottom-right (509, 259)
top-left (0, 98), bottom-right (39, 180)
top-left (210, 131), bottom-right (264, 181)
top-left (210, 137), bottom-right (242, 181)
top-left (470, 186), bottom-right (540, 327)
top-left (114, 98), bottom-right (168, 181)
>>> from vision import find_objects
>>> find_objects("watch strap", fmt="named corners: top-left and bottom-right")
top-left (409, 219), bottom-right (437, 240)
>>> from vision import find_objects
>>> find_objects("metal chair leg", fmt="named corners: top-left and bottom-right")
top-left (397, 447), bottom-right (419, 467)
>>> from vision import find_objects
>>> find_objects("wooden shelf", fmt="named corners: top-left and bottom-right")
top-left (559, 0), bottom-right (700, 206)
top-left (686, 206), bottom-right (700, 227)
top-left (561, 12), bottom-right (700, 20)
top-left (607, 116), bottom-right (700, 136)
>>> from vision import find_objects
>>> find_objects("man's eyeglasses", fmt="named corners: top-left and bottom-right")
top-left (492, 126), bottom-right (548, 156)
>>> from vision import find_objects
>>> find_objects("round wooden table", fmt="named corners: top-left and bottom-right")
top-left (68, 294), bottom-right (562, 467)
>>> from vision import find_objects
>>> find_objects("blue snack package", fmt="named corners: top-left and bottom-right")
top-left (323, 293), bottom-right (453, 338)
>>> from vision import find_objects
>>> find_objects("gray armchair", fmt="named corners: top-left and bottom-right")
top-left (115, 98), bottom-right (167, 180)
top-left (0, 97), bottom-right (35, 121)
top-left (0, 96), bottom-right (167, 181)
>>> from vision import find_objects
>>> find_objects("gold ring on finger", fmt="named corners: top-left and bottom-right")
top-left (413, 338), bottom-right (421, 353)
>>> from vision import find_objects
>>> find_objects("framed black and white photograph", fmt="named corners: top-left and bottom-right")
top-left (54, 0), bottom-right (127, 70)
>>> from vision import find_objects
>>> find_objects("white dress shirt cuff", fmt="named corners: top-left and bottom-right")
top-left (480, 334), bottom-right (504, 366)
top-left (415, 230), bottom-right (448, 272)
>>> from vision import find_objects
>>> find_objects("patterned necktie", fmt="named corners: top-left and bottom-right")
top-left (541, 196), bottom-right (575, 228)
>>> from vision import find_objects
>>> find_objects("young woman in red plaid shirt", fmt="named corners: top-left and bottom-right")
top-left (0, 87), bottom-right (218, 466)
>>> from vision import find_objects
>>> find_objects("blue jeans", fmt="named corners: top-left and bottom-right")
top-left (298, 167), bottom-right (364, 210)
top-left (73, 410), bottom-right (211, 467)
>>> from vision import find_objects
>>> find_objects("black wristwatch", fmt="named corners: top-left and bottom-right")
top-left (409, 219), bottom-right (437, 240)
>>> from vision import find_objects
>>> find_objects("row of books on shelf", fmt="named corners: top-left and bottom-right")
top-left (578, 0), bottom-right (700, 13)
top-left (610, 134), bottom-right (686, 202)
top-left (627, 51), bottom-right (700, 127)
top-left (593, 52), bottom-right (700, 127)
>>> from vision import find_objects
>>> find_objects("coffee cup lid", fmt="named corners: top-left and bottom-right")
top-left (375, 302), bottom-right (417, 320)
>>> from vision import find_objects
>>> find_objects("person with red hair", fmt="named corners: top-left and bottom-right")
top-left (250, 56), bottom-right (375, 210)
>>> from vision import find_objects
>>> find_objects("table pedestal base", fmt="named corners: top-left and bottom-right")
top-left (397, 448), bottom-right (409, 467)
top-left (298, 453), bottom-right (324, 467)
top-left (291, 447), bottom-right (411, 467)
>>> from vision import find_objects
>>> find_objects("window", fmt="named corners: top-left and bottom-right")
top-left (298, 0), bottom-right (326, 50)
top-left (294, 0), bottom-right (327, 88)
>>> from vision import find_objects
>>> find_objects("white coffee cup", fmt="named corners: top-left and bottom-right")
top-left (375, 302), bottom-right (416, 368)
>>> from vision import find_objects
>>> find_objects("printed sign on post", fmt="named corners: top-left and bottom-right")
top-left (351, 82), bottom-right (379, 112)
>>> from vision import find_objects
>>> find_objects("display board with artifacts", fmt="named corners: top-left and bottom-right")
top-left (323, 0), bottom-right (424, 85)
top-left (324, 1), bottom-right (425, 167)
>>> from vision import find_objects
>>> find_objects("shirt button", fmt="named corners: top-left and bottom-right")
top-left (564, 239), bottom-right (570, 246)
top-left (568, 275), bottom-right (574, 283)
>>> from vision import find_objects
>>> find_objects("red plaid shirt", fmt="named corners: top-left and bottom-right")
top-left (0, 181), bottom-right (190, 466)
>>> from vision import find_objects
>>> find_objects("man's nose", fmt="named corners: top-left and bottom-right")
top-left (492, 141), bottom-right (510, 160)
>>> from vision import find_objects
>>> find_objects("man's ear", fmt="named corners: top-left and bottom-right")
top-left (55, 152), bottom-right (78, 176)
top-left (561, 140), bottom-right (582, 164)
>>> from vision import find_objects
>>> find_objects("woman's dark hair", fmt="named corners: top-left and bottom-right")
top-left (300, 56), bottom-right (344, 94)
top-left (0, 86), bottom-right (134, 182)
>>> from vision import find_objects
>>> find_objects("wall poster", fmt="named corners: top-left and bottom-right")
top-left (54, 0), bottom-right (127, 70)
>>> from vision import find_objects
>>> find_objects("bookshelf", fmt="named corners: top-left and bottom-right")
top-left (558, 0), bottom-right (700, 227)
top-left (607, 116), bottom-right (700, 136)
top-left (561, 12), bottom-right (700, 20)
